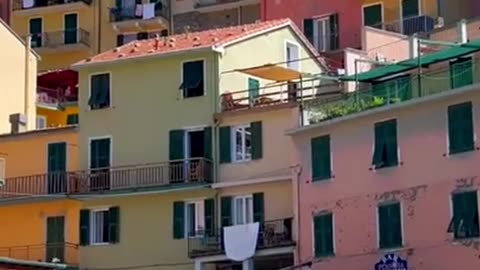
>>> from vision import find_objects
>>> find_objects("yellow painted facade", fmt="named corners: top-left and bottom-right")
top-left (0, 18), bottom-right (37, 135)
top-left (361, 0), bottom-right (439, 23)
top-left (37, 106), bottom-right (79, 127)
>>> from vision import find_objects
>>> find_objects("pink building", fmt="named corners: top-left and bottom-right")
top-left (288, 40), bottom-right (480, 269)
top-left (0, 0), bottom-right (9, 24)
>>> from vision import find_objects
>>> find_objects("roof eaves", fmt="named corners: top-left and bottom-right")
top-left (71, 45), bottom-right (218, 70)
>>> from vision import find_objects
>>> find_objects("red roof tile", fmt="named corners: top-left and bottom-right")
top-left (73, 19), bottom-right (310, 67)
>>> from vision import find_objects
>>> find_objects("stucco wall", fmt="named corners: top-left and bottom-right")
top-left (37, 106), bottom-right (79, 128)
top-left (362, 0), bottom-right (438, 23)
top-left (292, 87), bottom-right (480, 269)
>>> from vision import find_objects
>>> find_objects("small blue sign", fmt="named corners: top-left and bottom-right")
top-left (374, 253), bottom-right (408, 270)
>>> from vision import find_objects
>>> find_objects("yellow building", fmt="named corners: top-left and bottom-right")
top-left (70, 19), bottom-right (324, 270)
top-left (0, 18), bottom-right (38, 135)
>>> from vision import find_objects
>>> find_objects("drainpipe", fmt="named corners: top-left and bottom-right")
top-left (24, 35), bottom-right (31, 124)
top-left (457, 19), bottom-right (468, 44)
top-left (97, 0), bottom-right (102, 53)
top-left (169, 0), bottom-right (173, 34)
top-left (291, 164), bottom-right (302, 265)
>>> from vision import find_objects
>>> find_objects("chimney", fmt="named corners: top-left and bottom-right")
top-left (409, 34), bottom-right (419, 59)
top-left (457, 19), bottom-right (468, 44)
top-left (9, 114), bottom-right (27, 134)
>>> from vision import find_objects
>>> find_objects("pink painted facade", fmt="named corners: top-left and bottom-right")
top-left (0, 0), bottom-right (9, 24)
top-left (290, 88), bottom-right (480, 269)
top-left (260, 0), bottom-right (362, 50)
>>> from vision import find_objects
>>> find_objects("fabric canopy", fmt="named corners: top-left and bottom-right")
top-left (234, 64), bottom-right (306, 82)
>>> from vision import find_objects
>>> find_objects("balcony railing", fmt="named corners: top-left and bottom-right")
top-left (0, 158), bottom-right (212, 200)
top-left (13, 0), bottom-right (92, 11)
top-left (0, 243), bottom-right (78, 266)
top-left (29, 28), bottom-right (90, 49)
top-left (195, 0), bottom-right (251, 8)
top-left (109, 2), bottom-right (170, 23)
top-left (37, 86), bottom-right (78, 107)
top-left (371, 15), bottom-right (439, 35)
top-left (188, 218), bottom-right (294, 258)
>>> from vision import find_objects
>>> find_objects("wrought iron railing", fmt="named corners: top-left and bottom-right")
top-left (0, 158), bottom-right (212, 200)
top-left (109, 1), bottom-right (170, 23)
top-left (0, 243), bottom-right (78, 266)
top-left (37, 86), bottom-right (78, 107)
top-left (28, 28), bottom-right (90, 49)
top-left (188, 218), bottom-right (294, 258)
top-left (13, 0), bottom-right (92, 10)
top-left (371, 15), bottom-right (438, 35)
top-left (195, 0), bottom-right (251, 8)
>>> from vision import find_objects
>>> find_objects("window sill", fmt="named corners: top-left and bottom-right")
top-left (88, 106), bottom-right (114, 111)
top-left (88, 242), bottom-right (111, 247)
top-left (232, 159), bottom-right (253, 164)
top-left (378, 245), bottom-right (404, 252)
top-left (370, 161), bottom-right (402, 172)
top-left (311, 176), bottom-right (334, 184)
top-left (445, 147), bottom-right (478, 157)
top-left (315, 253), bottom-right (335, 259)
top-left (451, 236), bottom-right (480, 243)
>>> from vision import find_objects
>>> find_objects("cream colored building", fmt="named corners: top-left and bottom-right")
top-left (0, 18), bottom-right (38, 135)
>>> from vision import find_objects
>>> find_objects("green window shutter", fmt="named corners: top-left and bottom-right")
top-left (384, 120), bottom-right (398, 167)
top-left (313, 213), bottom-right (333, 257)
top-left (204, 198), bottom-right (215, 236)
top-left (397, 76), bottom-right (412, 101)
top-left (311, 135), bottom-right (331, 181)
top-left (328, 14), bottom-right (339, 50)
top-left (448, 102), bottom-right (474, 154)
top-left (219, 126), bottom-right (231, 164)
top-left (79, 209), bottom-right (90, 246)
top-left (221, 196), bottom-right (232, 227)
top-left (169, 130), bottom-right (184, 160)
top-left (88, 75), bottom-right (100, 107)
top-left (48, 142), bottom-right (66, 172)
top-left (173, 201), bottom-right (185, 239)
top-left (66, 114), bottom-right (78, 125)
top-left (251, 121), bottom-right (263, 160)
top-left (379, 203), bottom-right (402, 249)
top-left (204, 127), bottom-right (212, 160)
top-left (452, 192), bottom-right (479, 238)
top-left (372, 122), bottom-right (386, 167)
top-left (90, 138), bottom-right (110, 169)
top-left (253, 193), bottom-right (264, 223)
top-left (108, 207), bottom-right (120, 244)
top-left (450, 57), bottom-right (474, 89)
top-left (363, 4), bottom-right (382, 27)
top-left (248, 78), bottom-right (260, 103)
top-left (303, 18), bottom-right (314, 45)
top-left (115, 0), bottom-right (122, 8)
top-left (116, 35), bottom-right (124, 46)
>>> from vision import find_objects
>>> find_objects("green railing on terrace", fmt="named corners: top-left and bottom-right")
top-left (303, 57), bottom-right (480, 125)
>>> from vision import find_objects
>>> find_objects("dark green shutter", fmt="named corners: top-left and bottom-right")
top-left (88, 75), bottom-right (100, 107)
top-left (384, 120), bottom-right (398, 166)
top-left (173, 201), bottom-right (185, 239)
top-left (372, 122), bottom-right (385, 167)
top-left (329, 14), bottom-right (339, 50)
top-left (448, 102), bottom-right (474, 154)
top-left (79, 209), bottom-right (90, 246)
top-left (204, 127), bottom-right (212, 160)
top-left (251, 121), bottom-right (263, 160)
top-left (137, 32), bottom-right (148, 40)
top-left (108, 207), bottom-right (120, 243)
top-left (204, 198), bottom-right (215, 236)
top-left (303, 18), bottom-right (314, 44)
top-left (219, 126), bottom-right (231, 164)
top-left (311, 135), bottom-right (331, 181)
top-left (221, 196), bottom-right (232, 227)
top-left (452, 192), bottom-right (479, 238)
top-left (450, 57), bottom-right (473, 89)
top-left (363, 4), bottom-right (382, 27)
top-left (66, 114), bottom-right (78, 125)
top-left (115, 0), bottom-right (122, 8)
top-left (314, 213), bottom-right (333, 257)
top-left (48, 142), bottom-right (66, 172)
top-left (169, 130), bottom-right (184, 160)
top-left (378, 205), bottom-right (389, 248)
top-left (379, 203), bottom-right (402, 248)
top-left (116, 35), bottom-right (124, 46)
top-left (253, 193), bottom-right (264, 223)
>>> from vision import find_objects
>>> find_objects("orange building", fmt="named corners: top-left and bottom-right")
top-left (0, 126), bottom-right (80, 270)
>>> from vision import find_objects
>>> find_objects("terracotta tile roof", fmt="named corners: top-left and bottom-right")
top-left (73, 18), bottom-right (318, 67)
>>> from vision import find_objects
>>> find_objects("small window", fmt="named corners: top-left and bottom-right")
top-left (313, 212), bottom-right (334, 257)
top-left (313, 17), bottom-right (330, 52)
top-left (304, 14), bottom-right (339, 52)
top-left (286, 42), bottom-right (300, 70)
top-left (181, 60), bottom-right (204, 98)
top-left (66, 114), bottom-right (79, 125)
top-left (233, 195), bottom-right (253, 225)
top-left (372, 119), bottom-right (398, 169)
top-left (448, 102), bottom-right (474, 155)
top-left (185, 201), bottom-right (205, 237)
top-left (363, 4), bottom-right (383, 27)
top-left (450, 57), bottom-right (474, 89)
top-left (448, 191), bottom-right (480, 239)
top-left (232, 124), bottom-right (252, 162)
top-left (311, 135), bottom-right (332, 181)
top-left (90, 209), bottom-right (110, 244)
top-left (36, 115), bottom-right (47, 129)
top-left (89, 73), bottom-right (110, 110)
top-left (378, 202), bottom-right (402, 249)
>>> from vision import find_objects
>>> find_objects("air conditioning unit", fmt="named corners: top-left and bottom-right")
top-left (0, 178), bottom-right (4, 187)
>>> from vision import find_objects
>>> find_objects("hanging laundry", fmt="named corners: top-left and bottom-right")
top-left (143, 3), bottom-right (155, 19)
top-left (23, 0), bottom-right (35, 8)
top-left (135, 4), bottom-right (143, 17)
top-left (223, 222), bottom-right (259, 262)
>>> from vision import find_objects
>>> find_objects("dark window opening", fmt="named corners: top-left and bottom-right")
top-left (180, 60), bottom-right (205, 98)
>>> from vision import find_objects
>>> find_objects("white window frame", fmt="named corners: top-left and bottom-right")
top-left (90, 208), bottom-right (110, 245)
top-left (184, 200), bottom-right (205, 238)
top-left (312, 17), bottom-right (330, 52)
top-left (36, 115), bottom-right (47, 129)
top-left (180, 59), bottom-right (206, 99)
top-left (376, 201), bottom-right (404, 250)
top-left (361, 2), bottom-right (384, 27)
top-left (285, 41), bottom-right (300, 71)
top-left (231, 124), bottom-right (252, 162)
top-left (88, 72), bottom-right (112, 110)
top-left (232, 195), bottom-right (254, 225)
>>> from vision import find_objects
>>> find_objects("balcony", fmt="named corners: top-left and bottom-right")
top-left (372, 15), bottom-right (441, 36)
top-left (13, 0), bottom-right (92, 16)
top-left (29, 28), bottom-right (90, 53)
top-left (188, 218), bottom-right (294, 258)
top-left (109, 2), bottom-right (170, 32)
top-left (0, 243), bottom-right (78, 267)
top-left (0, 158), bottom-right (212, 201)
top-left (37, 86), bottom-right (78, 109)
top-left (194, 0), bottom-right (259, 12)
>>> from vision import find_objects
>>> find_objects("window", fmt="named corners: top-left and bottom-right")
top-left (233, 195), bottom-right (253, 225)
top-left (90, 209), bottom-right (109, 244)
top-left (450, 57), bottom-right (473, 89)
top-left (449, 191), bottom-right (480, 239)
top-left (232, 124), bottom-right (252, 162)
top-left (311, 135), bottom-right (332, 181)
top-left (448, 102), bottom-right (474, 154)
top-left (363, 4), bottom-right (383, 27)
top-left (372, 75), bottom-right (412, 103)
top-left (89, 73), bottom-right (110, 110)
top-left (36, 115), bottom-right (47, 129)
top-left (220, 122), bottom-right (262, 164)
top-left (181, 60), bottom-right (204, 98)
top-left (378, 202), bottom-right (402, 249)
top-left (66, 114), bottom-right (79, 125)
top-left (286, 42), bottom-right (300, 70)
top-left (29, 18), bottom-right (42, 48)
top-left (313, 213), bottom-right (334, 257)
top-left (372, 119), bottom-right (398, 169)
top-left (0, 158), bottom-right (5, 180)
top-left (89, 138), bottom-right (111, 191)
top-left (248, 78), bottom-right (260, 105)
top-left (303, 14), bottom-right (339, 52)
top-left (185, 201), bottom-right (205, 237)
top-left (81, 207), bottom-right (120, 245)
